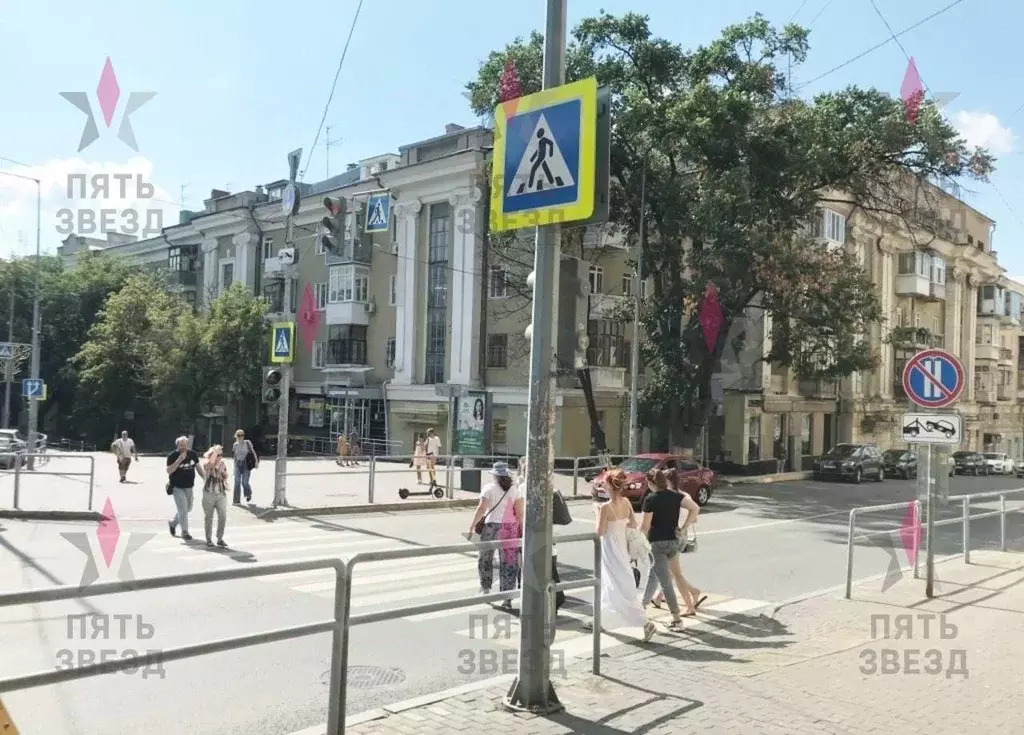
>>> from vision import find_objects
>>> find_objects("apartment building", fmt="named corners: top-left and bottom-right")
top-left (714, 186), bottom-right (1024, 471)
top-left (57, 122), bottom-right (644, 457)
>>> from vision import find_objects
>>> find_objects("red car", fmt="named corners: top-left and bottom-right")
top-left (590, 453), bottom-right (717, 508)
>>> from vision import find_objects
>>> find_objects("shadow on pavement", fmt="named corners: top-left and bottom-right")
top-left (542, 687), bottom-right (703, 734)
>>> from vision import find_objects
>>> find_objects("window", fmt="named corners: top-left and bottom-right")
top-left (326, 325), bottom-right (368, 365)
top-left (388, 275), bottom-right (397, 306)
top-left (313, 341), bottom-right (326, 368)
top-left (425, 202), bottom-right (450, 384)
top-left (748, 415), bottom-right (762, 461)
top-left (587, 319), bottom-right (627, 368)
top-left (486, 334), bottom-right (509, 368)
top-left (588, 265), bottom-right (604, 294)
top-left (622, 274), bottom-right (632, 297)
top-left (385, 337), bottom-right (396, 368)
top-left (982, 285), bottom-right (996, 300)
top-left (221, 262), bottom-right (234, 290)
top-left (488, 266), bottom-right (508, 299)
top-left (315, 282), bottom-right (328, 310)
top-left (167, 244), bottom-right (198, 272)
top-left (918, 252), bottom-right (931, 278)
top-left (898, 252), bottom-right (917, 275)
top-left (262, 280), bottom-right (284, 313)
top-left (261, 237), bottom-right (274, 260)
top-left (979, 324), bottom-right (994, 345)
top-left (930, 255), bottom-right (946, 284)
top-left (328, 265), bottom-right (370, 303)
top-left (315, 227), bottom-right (326, 255)
top-left (308, 401), bottom-right (325, 428)
top-left (801, 414), bottom-right (811, 456)
top-left (824, 210), bottom-right (844, 243)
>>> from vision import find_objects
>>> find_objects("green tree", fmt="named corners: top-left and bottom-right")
top-left (203, 282), bottom-right (268, 423)
top-left (148, 301), bottom-right (212, 435)
top-left (466, 13), bottom-right (992, 449)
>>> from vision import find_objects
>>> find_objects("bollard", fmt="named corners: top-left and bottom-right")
top-left (845, 509), bottom-right (856, 599)
top-left (591, 535), bottom-right (602, 675)
top-left (87, 456), bottom-right (95, 511)
top-left (368, 456), bottom-right (376, 504)
top-left (12, 455), bottom-right (21, 510)
top-left (1000, 494), bottom-right (1006, 552)
top-left (962, 495), bottom-right (971, 564)
top-left (446, 457), bottom-right (456, 500)
top-left (913, 500), bottom-right (921, 580)
top-left (572, 457), bottom-right (580, 497)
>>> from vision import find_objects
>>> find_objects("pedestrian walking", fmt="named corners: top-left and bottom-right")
top-left (424, 427), bottom-right (441, 486)
top-left (515, 457), bottom-right (566, 610)
top-left (412, 434), bottom-right (426, 484)
top-left (201, 445), bottom-right (230, 547)
top-left (468, 461), bottom-right (523, 610)
top-left (231, 429), bottom-right (258, 504)
top-left (111, 430), bottom-right (137, 483)
top-left (348, 431), bottom-right (361, 466)
top-left (336, 433), bottom-right (350, 467)
top-left (638, 470), bottom-right (692, 625)
top-left (650, 469), bottom-right (705, 612)
top-left (585, 469), bottom-right (656, 641)
top-left (166, 436), bottom-right (203, 541)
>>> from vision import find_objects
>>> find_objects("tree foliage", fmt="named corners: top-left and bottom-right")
top-left (467, 13), bottom-right (993, 448)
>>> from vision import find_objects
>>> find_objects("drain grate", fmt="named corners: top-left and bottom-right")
top-left (326, 665), bottom-right (406, 689)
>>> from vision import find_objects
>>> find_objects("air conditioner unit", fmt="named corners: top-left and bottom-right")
top-left (365, 301), bottom-right (376, 315)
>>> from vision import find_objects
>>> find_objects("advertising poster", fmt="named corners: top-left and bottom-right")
top-left (455, 391), bottom-right (487, 455)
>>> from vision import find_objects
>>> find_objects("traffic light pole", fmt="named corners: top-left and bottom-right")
top-left (506, 0), bottom-right (565, 715)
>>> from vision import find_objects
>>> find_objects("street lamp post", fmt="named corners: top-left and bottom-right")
top-left (0, 171), bottom-right (42, 464)
top-left (627, 160), bottom-right (647, 456)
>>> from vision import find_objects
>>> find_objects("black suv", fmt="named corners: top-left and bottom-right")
top-left (812, 444), bottom-right (885, 483)
top-left (882, 449), bottom-right (917, 479)
top-left (952, 451), bottom-right (988, 476)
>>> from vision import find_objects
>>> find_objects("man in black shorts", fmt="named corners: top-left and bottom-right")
top-left (167, 436), bottom-right (203, 541)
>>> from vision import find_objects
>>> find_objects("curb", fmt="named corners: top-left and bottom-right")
top-left (0, 510), bottom-right (104, 522)
top-left (725, 471), bottom-right (813, 486)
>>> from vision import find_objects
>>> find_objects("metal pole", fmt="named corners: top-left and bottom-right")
top-left (591, 536), bottom-right (602, 675)
top-left (912, 500), bottom-right (921, 580)
top-left (962, 495), bottom-right (970, 564)
top-left (507, 0), bottom-right (565, 714)
top-left (326, 565), bottom-right (347, 735)
top-left (27, 180), bottom-right (41, 471)
top-left (3, 286), bottom-right (13, 429)
top-left (1000, 494), bottom-right (1006, 552)
top-left (925, 444), bottom-right (935, 598)
top-left (845, 509), bottom-right (856, 599)
top-left (626, 161), bottom-right (646, 456)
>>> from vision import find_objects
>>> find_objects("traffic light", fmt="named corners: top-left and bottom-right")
top-left (321, 197), bottom-right (345, 254)
top-left (263, 368), bottom-right (282, 403)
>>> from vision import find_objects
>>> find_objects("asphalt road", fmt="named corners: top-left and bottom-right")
top-left (1, 471), bottom-right (1023, 734)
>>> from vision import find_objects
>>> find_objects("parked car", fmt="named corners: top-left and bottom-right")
top-left (812, 443), bottom-right (885, 483)
top-left (0, 430), bottom-right (27, 452)
top-left (882, 449), bottom-right (917, 479)
top-left (591, 454), bottom-right (718, 508)
top-left (0, 437), bottom-right (21, 470)
top-left (982, 452), bottom-right (1014, 475)
top-left (952, 451), bottom-right (988, 476)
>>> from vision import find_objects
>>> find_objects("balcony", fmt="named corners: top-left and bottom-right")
top-left (998, 385), bottom-right (1013, 401)
top-left (894, 273), bottom-right (931, 298)
top-left (1000, 348), bottom-right (1014, 364)
top-left (929, 281), bottom-right (946, 300)
top-left (324, 300), bottom-right (371, 327)
top-left (322, 338), bottom-right (369, 369)
top-left (975, 343), bottom-right (999, 361)
top-left (976, 388), bottom-right (996, 404)
top-left (588, 293), bottom-right (629, 318)
top-left (797, 379), bottom-right (837, 398)
top-left (325, 238), bottom-right (373, 267)
top-left (587, 334), bottom-right (629, 370)
top-left (589, 366), bottom-right (627, 390)
top-left (978, 285), bottom-right (1006, 317)
top-left (165, 269), bottom-right (199, 288)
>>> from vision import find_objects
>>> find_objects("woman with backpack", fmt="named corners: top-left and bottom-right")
top-left (468, 462), bottom-right (524, 610)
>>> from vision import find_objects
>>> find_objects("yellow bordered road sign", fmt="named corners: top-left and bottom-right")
top-left (490, 77), bottom-right (598, 232)
top-left (270, 321), bottom-right (295, 364)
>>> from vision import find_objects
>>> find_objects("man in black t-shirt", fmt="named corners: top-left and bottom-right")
top-left (167, 436), bottom-right (204, 541)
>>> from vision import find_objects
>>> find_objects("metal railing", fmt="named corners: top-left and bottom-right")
top-left (845, 488), bottom-right (1024, 598)
top-left (0, 533), bottom-right (600, 734)
top-left (6, 452), bottom-right (96, 511)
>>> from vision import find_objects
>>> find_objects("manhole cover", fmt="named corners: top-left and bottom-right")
top-left (322, 665), bottom-right (406, 689)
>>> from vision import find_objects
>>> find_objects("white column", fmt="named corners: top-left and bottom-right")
top-left (944, 274), bottom-right (961, 356)
top-left (962, 280), bottom-right (977, 401)
top-left (392, 199), bottom-right (421, 385)
top-left (201, 238), bottom-right (218, 307)
top-left (232, 231), bottom-right (254, 291)
top-left (448, 186), bottom-right (483, 385)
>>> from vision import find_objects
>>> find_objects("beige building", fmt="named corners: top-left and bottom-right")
top-left (58, 123), bottom-right (644, 458)
top-left (715, 187), bottom-right (1024, 471)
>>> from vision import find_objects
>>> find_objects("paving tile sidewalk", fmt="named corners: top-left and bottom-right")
top-left (346, 550), bottom-right (1024, 734)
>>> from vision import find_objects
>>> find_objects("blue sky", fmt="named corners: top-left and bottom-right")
top-left (1, 0), bottom-right (1021, 273)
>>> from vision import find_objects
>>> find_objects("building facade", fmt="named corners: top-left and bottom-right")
top-left (714, 188), bottom-right (1024, 471)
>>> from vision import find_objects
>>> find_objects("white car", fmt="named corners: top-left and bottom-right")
top-left (982, 452), bottom-right (1014, 475)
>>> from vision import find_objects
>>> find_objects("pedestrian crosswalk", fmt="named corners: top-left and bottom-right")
top-left (135, 520), bottom-right (772, 653)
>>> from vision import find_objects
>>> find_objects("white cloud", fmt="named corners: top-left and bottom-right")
top-left (0, 157), bottom-right (180, 256)
top-left (951, 110), bottom-right (1016, 154)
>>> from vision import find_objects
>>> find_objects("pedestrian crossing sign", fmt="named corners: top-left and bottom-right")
top-left (364, 192), bottom-right (391, 234)
top-left (270, 322), bottom-right (295, 364)
top-left (491, 77), bottom-right (597, 232)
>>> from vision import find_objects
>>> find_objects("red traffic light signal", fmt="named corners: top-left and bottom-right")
top-left (324, 197), bottom-right (341, 216)
top-left (321, 197), bottom-right (344, 254)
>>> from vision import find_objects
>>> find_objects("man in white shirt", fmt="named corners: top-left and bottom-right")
top-left (424, 427), bottom-right (442, 486)
top-left (111, 431), bottom-right (137, 483)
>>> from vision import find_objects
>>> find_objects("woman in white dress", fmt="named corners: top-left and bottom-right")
top-left (587, 468), bottom-right (656, 642)
top-left (412, 434), bottom-right (426, 484)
